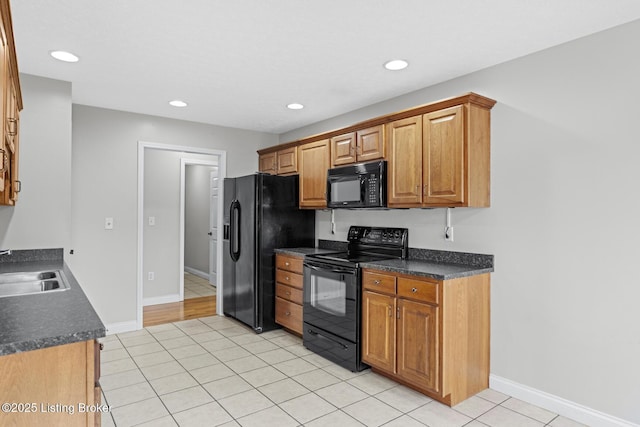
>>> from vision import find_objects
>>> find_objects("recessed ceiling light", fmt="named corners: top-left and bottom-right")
top-left (50, 50), bottom-right (79, 63)
top-left (169, 100), bottom-right (188, 107)
top-left (287, 103), bottom-right (304, 110)
top-left (384, 59), bottom-right (408, 71)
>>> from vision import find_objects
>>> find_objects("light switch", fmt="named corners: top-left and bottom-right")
top-left (105, 217), bottom-right (114, 230)
top-left (148, 216), bottom-right (156, 226)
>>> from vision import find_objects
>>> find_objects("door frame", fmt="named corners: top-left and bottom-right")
top-left (179, 158), bottom-right (220, 301)
top-left (137, 141), bottom-right (226, 330)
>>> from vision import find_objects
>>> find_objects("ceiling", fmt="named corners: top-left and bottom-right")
top-left (11, 1), bottom-right (640, 134)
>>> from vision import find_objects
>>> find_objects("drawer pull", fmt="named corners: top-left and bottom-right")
top-left (388, 305), bottom-right (392, 317)
top-left (411, 287), bottom-right (418, 293)
top-left (285, 262), bottom-right (290, 266)
top-left (285, 311), bottom-right (291, 316)
top-left (373, 279), bottom-right (381, 285)
top-left (285, 276), bottom-right (290, 281)
top-left (285, 291), bottom-right (291, 296)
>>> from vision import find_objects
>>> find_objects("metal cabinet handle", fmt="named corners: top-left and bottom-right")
top-left (411, 287), bottom-right (418, 293)
top-left (388, 305), bottom-right (392, 317)
top-left (285, 291), bottom-right (291, 296)
top-left (285, 276), bottom-right (290, 281)
top-left (285, 311), bottom-right (291, 316)
top-left (285, 262), bottom-right (290, 266)
top-left (373, 279), bottom-right (381, 285)
top-left (15, 180), bottom-right (21, 193)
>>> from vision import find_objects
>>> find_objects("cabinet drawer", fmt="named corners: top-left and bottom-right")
top-left (275, 297), bottom-right (303, 334)
top-left (276, 269), bottom-right (303, 289)
top-left (363, 270), bottom-right (396, 294)
top-left (276, 283), bottom-right (303, 305)
top-left (397, 277), bottom-right (439, 305)
top-left (276, 255), bottom-right (303, 273)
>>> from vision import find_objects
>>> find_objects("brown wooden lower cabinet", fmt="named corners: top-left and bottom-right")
top-left (274, 253), bottom-right (304, 335)
top-left (362, 268), bottom-right (490, 406)
top-left (0, 339), bottom-right (102, 427)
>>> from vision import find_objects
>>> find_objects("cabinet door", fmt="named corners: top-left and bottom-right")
top-left (259, 152), bottom-right (277, 174)
top-left (397, 298), bottom-right (439, 392)
top-left (423, 105), bottom-right (464, 205)
top-left (357, 125), bottom-right (384, 163)
top-left (386, 116), bottom-right (422, 207)
top-left (277, 147), bottom-right (298, 175)
top-left (362, 291), bottom-right (396, 373)
top-left (331, 132), bottom-right (356, 167)
top-left (298, 139), bottom-right (330, 208)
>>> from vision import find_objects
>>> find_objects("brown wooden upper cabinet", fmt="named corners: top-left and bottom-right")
top-left (387, 102), bottom-right (491, 208)
top-left (0, 1), bottom-right (23, 206)
top-left (330, 125), bottom-right (385, 167)
top-left (258, 146), bottom-right (298, 175)
top-left (298, 139), bottom-right (330, 208)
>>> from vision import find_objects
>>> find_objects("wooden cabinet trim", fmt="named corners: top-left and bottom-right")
top-left (257, 93), bottom-right (495, 156)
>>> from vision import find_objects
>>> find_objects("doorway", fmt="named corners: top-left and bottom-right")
top-left (137, 141), bottom-right (226, 330)
top-left (182, 160), bottom-right (219, 301)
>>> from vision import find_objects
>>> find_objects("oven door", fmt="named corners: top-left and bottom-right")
top-left (303, 260), bottom-right (359, 342)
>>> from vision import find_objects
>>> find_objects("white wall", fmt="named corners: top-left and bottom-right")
top-left (0, 75), bottom-right (72, 249)
top-left (184, 164), bottom-right (216, 276)
top-left (279, 20), bottom-right (640, 425)
top-left (71, 105), bottom-right (277, 330)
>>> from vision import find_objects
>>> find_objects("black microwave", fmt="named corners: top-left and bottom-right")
top-left (326, 161), bottom-right (386, 208)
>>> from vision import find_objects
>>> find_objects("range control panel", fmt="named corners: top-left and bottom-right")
top-left (347, 226), bottom-right (408, 246)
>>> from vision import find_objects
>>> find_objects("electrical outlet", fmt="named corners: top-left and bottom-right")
top-left (105, 217), bottom-right (114, 230)
top-left (445, 226), bottom-right (454, 242)
top-left (148, 216), bottom-right (156, 226)
top-left (148, 272), bottom-right (155, 281)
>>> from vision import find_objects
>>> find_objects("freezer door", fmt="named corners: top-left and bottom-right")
top-left (222, 178), bottom-right (236, 318)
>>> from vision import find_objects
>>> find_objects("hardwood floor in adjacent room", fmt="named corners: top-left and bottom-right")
top-left (143, 295), bottom-right (216, 327)
top-left (143, 273), bottom-right (217, 327)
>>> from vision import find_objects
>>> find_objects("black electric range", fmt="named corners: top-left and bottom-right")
top-left (302, 226), bottom-right (408, 372)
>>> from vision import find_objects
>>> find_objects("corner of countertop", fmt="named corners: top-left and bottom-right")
top-left (0, 248), bottom-right (64, 263)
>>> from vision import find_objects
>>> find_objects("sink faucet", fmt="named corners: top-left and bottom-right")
top-left (0, 250), bottom-right (12, 256)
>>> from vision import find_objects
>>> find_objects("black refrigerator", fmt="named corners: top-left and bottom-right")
top-left (222, 173), bottom-right (314, 333)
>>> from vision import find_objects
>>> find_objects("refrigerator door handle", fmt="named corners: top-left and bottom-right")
top-left (230, 200), bottom-right (241, 262)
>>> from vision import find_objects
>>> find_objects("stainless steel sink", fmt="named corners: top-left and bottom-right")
top-left (0, 270), bottom-right (70, 298)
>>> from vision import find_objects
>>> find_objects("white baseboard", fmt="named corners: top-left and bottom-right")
top-left (184, 266), bottom-right (210, 281)
top-left (490, 375), bottom-right (639, 427)
top-left (143, 294), bottom-right (181, 306)
top-left (104, 321), bottom-right (138, 335)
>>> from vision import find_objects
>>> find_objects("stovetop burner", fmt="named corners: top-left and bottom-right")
top-left (308, 251), bottom-right (396, 265)
top-left (306, 226), bottom-right (409, 267)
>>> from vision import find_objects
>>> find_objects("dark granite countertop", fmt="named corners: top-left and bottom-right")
top-left (0, 249), bottom-right (106, 356)
top-left (275, 243), bottom-right (494, 280)
top-left (360, 258), bottom-right (493, 280)
top-left (274, 247), bottom-right (337, 257)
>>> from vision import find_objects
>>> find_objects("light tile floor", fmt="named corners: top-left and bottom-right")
top-left (184, 272), bottom-right (216, 299)
top-left (99, 317), bottom-right (588, 427)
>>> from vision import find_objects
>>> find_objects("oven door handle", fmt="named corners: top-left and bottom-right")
top-left (307, 329), bottom-right (348, 350)
top-left (305, 263), bottom-right (355, 275)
